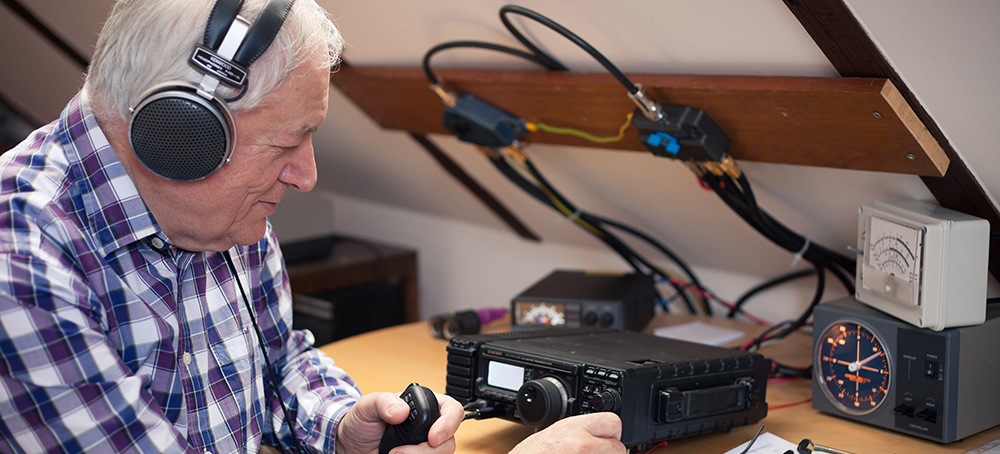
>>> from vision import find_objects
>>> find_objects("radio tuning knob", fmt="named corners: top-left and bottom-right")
top-left (590, 388), bottom-right (621, 412)
top-left (516, 377), bottom-right (568, 427)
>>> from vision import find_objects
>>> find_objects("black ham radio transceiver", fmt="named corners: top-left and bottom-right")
top-left (446, 328), bottom-right (770, 450)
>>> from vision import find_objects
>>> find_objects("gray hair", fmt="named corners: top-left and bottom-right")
top-left (86, 0), bottom-right (344, 123)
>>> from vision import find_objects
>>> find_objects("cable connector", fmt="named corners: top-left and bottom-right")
top-left (430, 84), bottom-right (458, 108)
top-left (627, 84), bottom-right (663, 122)
top-left (631, 103), bottom-right (731, 163)
top-left (462, 406), bottom-right (509, 421)
top-left (702, 155), bottom-right (742, 179)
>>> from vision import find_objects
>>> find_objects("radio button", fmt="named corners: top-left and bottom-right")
top-left (596, 369), bottom-right (608, 379)
top-left (516, 377), bottom-right (569, 427)
top-left (606, 372), bottom-right (620, 382)
top-left (590, 388), bottom-right (622, 412)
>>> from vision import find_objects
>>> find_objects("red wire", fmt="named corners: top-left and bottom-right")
top-left (666, 277), bottom-right (772, 326)
top-left (769, 397), bottom-right (812, 411)
top-left (637, 440), bottom-right (669, 453)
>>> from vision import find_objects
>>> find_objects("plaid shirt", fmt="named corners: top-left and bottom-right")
top-left (0, 90), bottom-right (362, 454)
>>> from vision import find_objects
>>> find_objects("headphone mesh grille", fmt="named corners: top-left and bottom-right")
top-left (131, 98), bottom-right (229, 181)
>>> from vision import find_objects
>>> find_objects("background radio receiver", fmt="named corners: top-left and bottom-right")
top-left (511, 270), bottom-right (655, 332)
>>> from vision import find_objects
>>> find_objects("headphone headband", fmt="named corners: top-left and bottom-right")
top-left (192, 0), bottom-right (295, 89)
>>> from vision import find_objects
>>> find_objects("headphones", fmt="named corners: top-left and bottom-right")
top-left (128, 0), bottom-right (295, 182)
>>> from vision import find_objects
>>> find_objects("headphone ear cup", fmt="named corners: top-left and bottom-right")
top-left (129, 83), bottom-right (234, 181)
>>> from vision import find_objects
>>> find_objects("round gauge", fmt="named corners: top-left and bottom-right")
top-left (517, 302), bottom-right (566, 327)
top-left (815, 321), bottom-right (891, 415)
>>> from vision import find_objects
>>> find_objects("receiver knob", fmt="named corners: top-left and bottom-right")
top-left (516, 377), bottom-right (568, 427)
top-left (589, 388), bottom-right (621, 413)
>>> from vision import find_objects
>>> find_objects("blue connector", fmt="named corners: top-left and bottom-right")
top-left (646, 132), bottom-right (681, 155)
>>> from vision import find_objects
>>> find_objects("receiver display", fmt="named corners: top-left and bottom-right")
top-left (487, 361), bottom-right (525, 391)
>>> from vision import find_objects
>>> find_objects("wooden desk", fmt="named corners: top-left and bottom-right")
top-left (319, 314), bottom-right (1000, 453)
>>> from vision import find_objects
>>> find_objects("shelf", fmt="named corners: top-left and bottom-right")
top-left (331, 66), bottom-right (948, 176)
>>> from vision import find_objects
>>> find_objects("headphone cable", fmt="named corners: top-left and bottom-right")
top-left (224, 250), bottom-right (307, 454)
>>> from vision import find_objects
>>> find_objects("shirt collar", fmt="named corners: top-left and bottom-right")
top-left (62, 90), bottom-right (162, 257)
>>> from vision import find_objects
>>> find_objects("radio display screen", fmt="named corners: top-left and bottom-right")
top-left (515, 301), bottom-right (567, 327)
top-left (487, 361), bottom-right (525, 391)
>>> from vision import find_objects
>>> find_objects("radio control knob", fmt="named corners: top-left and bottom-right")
top-left (583, 312), bottom-right (598, 325)
top-left (589, 388), bottom-right (621, 413)
top-left (600, 313), bottom-right (614, 327)
top-left (516, 377), bottom-right (568, 427)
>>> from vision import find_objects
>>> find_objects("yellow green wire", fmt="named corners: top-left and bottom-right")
top-left (502, 150), bottom-right (606, 237)
top-left (526, 112), bottom-right (634, 143)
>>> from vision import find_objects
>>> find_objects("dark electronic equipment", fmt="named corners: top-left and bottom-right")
top-left (630, 105), bottom-right (730, 163)
top-left (511, 270), bottom-right (655, 331)
top-left (129, 0), bottom-right (294, 181)
top-left (446, 328), bottom-right (770, 449)
top-left (442, 93), bottom-right (527, 148)
top-left (379, 383), bottom-right (440, 454)
top-left (812, 296), bottom-right (1000, 443)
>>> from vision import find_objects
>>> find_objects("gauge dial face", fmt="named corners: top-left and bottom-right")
top-left (815, 321), bottom-right (891, 415)
top-left (862, 216), bottom-right (924, 307)
top-left (515, 302), bottom-right (566, 327)
top-left (867, 216), bottom-right (922, 283)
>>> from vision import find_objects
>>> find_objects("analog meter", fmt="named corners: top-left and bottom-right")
top-left (856, 201), bottom-right (989, 331)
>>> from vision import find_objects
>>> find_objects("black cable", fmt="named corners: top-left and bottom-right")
top-left (770, 360), bottom-right (812, 379)
top-left (497, 5), bottom-right (638, 94)
top-left (728, 269), bottom-right (817, 319)
top-left (738, 262), bottom-right (824, 352)
top-left (701, 171), bottom-right (855, 296)
top-left (422, 40), bottom-right (563, 86)
top-left (589, 214), bottom-right (707, 298)
top-left (224, 251), bottom-right (306, 454)
top-left (490, 154), bottom-right (701, 314)
top-left (498, 6), bottom-right (568, 72)
top-left (769, 262), bottom-right (825, 341)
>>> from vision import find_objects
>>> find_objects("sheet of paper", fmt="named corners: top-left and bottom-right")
top-left (721, 432), bottom-right (798, 454)
top-left (965, 436), bottom-right (1000, 454)
top-left (653, 320), bottom-right (745, 346)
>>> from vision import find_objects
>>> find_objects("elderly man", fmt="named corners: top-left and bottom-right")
top-left (0, 0), bottom-right (625, 453)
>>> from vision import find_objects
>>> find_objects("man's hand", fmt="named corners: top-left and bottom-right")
top-left (336, 391), bottom-right (463, 454)
top-left (510, 413), bottom-right (627, 454)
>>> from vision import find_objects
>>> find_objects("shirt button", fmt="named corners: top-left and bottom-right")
top-left (183, 352), bottom-right (192, 365)
top-left (151, 237), bottom-right (164, 249)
